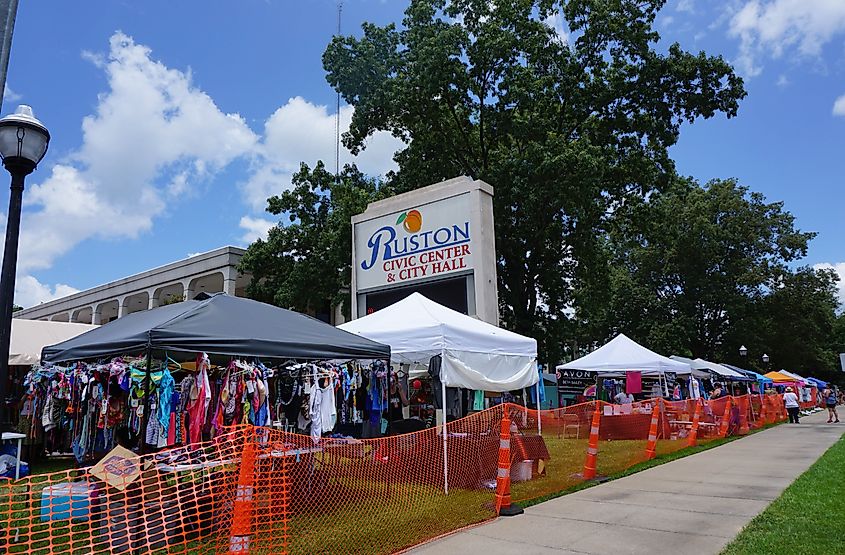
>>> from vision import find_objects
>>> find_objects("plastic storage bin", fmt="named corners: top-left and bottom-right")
top-left (40, 482), bottom-right (99, 522)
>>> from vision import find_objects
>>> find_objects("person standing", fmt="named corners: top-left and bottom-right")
top-left (783, 387), bottom-right (800, 424)
top-left (822, 386), bottom-right (839, 423)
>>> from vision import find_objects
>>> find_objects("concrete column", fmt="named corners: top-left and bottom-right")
top-left (148, 289), bottom-right (157, 309)
top-left (222, 266), bottom-right (237, 296)
top-left (118, 297), bottom-right (127, 318)
top-left (92, 305), bottom-right (102, 325)
top-left (183, 279), bottom-right (194, 301)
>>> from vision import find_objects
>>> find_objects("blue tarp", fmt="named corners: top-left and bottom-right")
top-left (806, 377), bottom-right (828, 388)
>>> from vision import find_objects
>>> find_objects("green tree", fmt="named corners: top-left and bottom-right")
top-left (323, 0), bottom-right (745, 363)
top-left (755, 266), bottom-right (839, 375)
top-left (579, 177), bottom-right (832, 371)
top-left (240, 162), bottom-right (394, 319)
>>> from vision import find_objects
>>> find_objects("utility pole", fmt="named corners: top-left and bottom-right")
top-left (0, 0), bottom-right (19, 432)
top-left (0, 0), bottom-right (18, 112)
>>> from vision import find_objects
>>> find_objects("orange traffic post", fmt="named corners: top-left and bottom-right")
top-left (644, 400), bottom-right (661, 460)
top-left (718, 397), bottom-right (732, 438)
top-left (582, 401), bottom-right (602, 479)
top-left (494, 414), bottom-right (523, 516)
top-left (687, 398), bottom-right (702, 447)
top-left (229, 430), bottom-right (257, 553)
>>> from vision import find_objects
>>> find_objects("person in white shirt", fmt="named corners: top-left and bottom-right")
top-left (783, 387), bottom-right (800, 424)
top-left (614, 391), bottom-right (634, 405)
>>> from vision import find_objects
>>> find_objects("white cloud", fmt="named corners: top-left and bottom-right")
top-left (238, 216), bottom-right (276, 243)
top-left (833, 94), bottom-right (845, 116)
top-left (676, 0), bottom-right (696, 14)
top-left (776, 74), bottom-right (790, 87)
top-left (241, 96), bottom-right (403, 211)
top-left (7, 32), bottom-right (404, 307)
top-left (15, 275), bottom-right (79, 308)
top-left (3, 84), bottom-right (22, 104)
top-left (8, 31), bottom-right (258, 306)
top-left (814, 262), bottom-right (845, 307)
top-left (542, 10), bottom-right (570, 44)
top-left (728, 0), bottom-right (845, 77)
top-left (661, 15), bottom-right (675, 29)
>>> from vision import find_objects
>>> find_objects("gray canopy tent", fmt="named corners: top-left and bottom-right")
top-left (41, 293), bottom-right (390, 451)
top-left (42, 293), bottom-right (389, 362)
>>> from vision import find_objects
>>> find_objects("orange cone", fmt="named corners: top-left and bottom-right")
top-left (687, 399), bottom-right (702, 447)
top-left (718, 397), bottom-right (732, 438)
top-left (494, 415), bottom-right (523, 516)
top-left (229, 430), bottom-right (257, 553)
top-left (582, 401), bottom-right (602, 479)
top-left (644, 400), bottom-right (661, 460)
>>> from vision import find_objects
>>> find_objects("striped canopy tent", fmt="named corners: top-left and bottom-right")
top-left (778, 370), bottom-right (808, 385)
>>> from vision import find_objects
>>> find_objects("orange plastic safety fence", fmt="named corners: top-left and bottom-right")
top-left (0, 395), bottom-right (786, 555)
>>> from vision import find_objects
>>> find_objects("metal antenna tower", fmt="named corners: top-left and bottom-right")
top-left (335, 0), bottom-right (343, 181)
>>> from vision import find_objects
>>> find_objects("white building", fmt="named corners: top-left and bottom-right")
top-left (14, 246), bottom-right (249, 324)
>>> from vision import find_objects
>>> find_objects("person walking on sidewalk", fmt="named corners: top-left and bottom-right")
top-left (783, 387), bottom-right (800, 424)
top-left (822, 386), bottom-right (839, 423)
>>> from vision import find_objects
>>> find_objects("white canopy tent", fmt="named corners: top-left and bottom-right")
top-left (669, 356), bottom-right (747, 380)
top-left (556, 334), bottom-right (692, 398)
top-left (339, 292), bottom-right (538, 391)
top-left (340, 292), bottom-right (538, 494)
top-left (557, 334), bottom-right (691, 376)
top-left (9, 319), bottom-right (98, 366)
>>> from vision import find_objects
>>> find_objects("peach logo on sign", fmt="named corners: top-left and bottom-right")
top-left (396, 209), bottom-right (422, 233)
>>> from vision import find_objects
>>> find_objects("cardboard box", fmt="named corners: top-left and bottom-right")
top-left (89, 445), bottom-right (142, 491)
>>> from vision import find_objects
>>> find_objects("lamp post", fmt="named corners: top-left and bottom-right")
top-left (0, 105), bottom-right (50, 432)
top-left (739, 345), bottom-right (748, 362)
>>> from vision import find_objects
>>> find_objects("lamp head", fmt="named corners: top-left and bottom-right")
top-left (0, 105), bottom-right (50, 174)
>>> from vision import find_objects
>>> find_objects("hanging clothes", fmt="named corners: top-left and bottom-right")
top-left (186, 354), bottom-right (211, 444)
top-left (626, 371), bottom-right (642, 394)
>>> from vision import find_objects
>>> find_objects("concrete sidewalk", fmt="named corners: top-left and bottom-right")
top-left (411, 410), bottom-right (843, 555)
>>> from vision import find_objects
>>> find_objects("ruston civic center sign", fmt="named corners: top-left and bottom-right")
top-left (355, 193), bottom-right (474, 291)
top-left (351, 176), bottom-right (498, 325)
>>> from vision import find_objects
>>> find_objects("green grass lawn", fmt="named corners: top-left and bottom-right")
top-left (721, 432), bottom-right (845, 555)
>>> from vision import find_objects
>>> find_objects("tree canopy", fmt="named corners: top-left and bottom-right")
top-left (241, 0), bottom-right (842, 379)
top-left (322, 0), bottom-right (745, 363)
top-left (577, 177), bottom-right (839, 374)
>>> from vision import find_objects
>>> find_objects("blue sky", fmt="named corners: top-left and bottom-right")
top-left (2, 0), bottom-right (844, 308)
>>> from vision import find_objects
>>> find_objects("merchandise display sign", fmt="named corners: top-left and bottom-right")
top-left (556, 369), bottom-right (593, 398)
top-left (354, 194), bottom-right (474, 292)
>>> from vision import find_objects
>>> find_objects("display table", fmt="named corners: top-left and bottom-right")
top-left (2, 431), bottom-right (26, 479)
top-left (599, 413), bottom-right (669, 440)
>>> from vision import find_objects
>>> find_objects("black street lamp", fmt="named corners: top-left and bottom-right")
top-left (0, 105), bottom-right (50, 432)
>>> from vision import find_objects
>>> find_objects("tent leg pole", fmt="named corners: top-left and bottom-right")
top-left (441, 350), bottom-right (449, 496)
top-left (536, 379), bottom-right (542, 435)
top-left (442, 379), bottom-right (449, 495)
top-left (139, 347), bottom-right (152, 455)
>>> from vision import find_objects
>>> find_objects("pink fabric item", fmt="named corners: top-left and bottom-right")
top-left (186, 354), bottom-right (211, 444)
top-left (626, 371), bottom-right (642, 394)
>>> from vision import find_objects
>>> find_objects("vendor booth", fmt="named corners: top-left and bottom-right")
top-left (339, 292), bottom-right (539, 493)
top-left (3, 320), bottom-right (98, 478)
top-left (557, 334), bottom-right (693, 395)
top-left (29, 293), bottom-right (390, 461)
top-left (10, 320), bottom-right (98, 366)
top-left (556, 335), bottom-right (693, 440)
